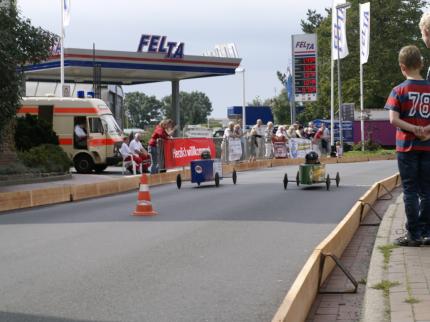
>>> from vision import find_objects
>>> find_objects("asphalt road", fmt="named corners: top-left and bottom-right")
top-left (0, 160), bottom-right (398, 322)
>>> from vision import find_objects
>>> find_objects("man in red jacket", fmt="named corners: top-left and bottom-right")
top-left (148, 119), bottom-right (175, 174)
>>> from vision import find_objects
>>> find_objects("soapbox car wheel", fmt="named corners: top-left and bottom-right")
top-left (296, 171), bottom-right (300, 186)
top-left (215, 172), bottom-right (220, 187)
top-left (176, 174), bottom-right (182, 189)
top-left (326, 174), bottom-right (331, 191)
top-left (283, 173), bottom-right (288, 190)
top-left (336, 172), bottom-right (340, 187)
top-left (232, 169), bottom-right (237, 184)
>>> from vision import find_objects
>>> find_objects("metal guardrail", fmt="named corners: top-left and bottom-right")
top-left (152, 137), bottom-right (274, 173)
top-left (153, 136), bottom-right (323, 172)
top-left (217, 137), bottom-right (272, 163)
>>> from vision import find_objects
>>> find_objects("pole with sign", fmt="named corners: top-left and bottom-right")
top-left (291, 34), bottom-right (318, 123)
top-left (360, 3), bottom-right (370, 151)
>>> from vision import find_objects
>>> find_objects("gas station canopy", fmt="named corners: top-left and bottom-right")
top-left (23, 48), bottom-right (242, 85)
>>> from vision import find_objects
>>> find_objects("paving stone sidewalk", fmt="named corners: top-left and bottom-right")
top-left (360, 191), bottom-right (430, 322)
top-left (384, 195), bottom-right (430, 322)
top-left (304, 187), bottom-right (430, 322)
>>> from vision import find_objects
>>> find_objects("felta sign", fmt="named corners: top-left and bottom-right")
top-left (137, 34), bottom-right (185, 58)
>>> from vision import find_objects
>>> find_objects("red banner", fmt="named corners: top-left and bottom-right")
top-left (163, 138), bottom-right (216, 168)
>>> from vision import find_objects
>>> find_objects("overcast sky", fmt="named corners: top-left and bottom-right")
top-left (17, 0), bottom-right (332, 118)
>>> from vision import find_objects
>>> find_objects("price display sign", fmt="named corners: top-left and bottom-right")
top-left (292, 34), bottom-right (317, 102)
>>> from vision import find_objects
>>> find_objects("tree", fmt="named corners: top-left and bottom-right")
top-left (124, 92), bottom-right (163, 128)
top-left (277, 0), bottom-right (428, 124)
top-left (300, 9), bottom-right (325, 33)
top-left (250, 96), bottom-right (265, 106)
top-left (0, 3), bottom-right (56, 165)
top-left (162, 91), bottom-right (213, 127)
top-left (271, 89), bottom-right (291, 125)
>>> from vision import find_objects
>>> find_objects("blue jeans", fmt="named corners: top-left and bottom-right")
top-left (397, 151), bottom-right (430, 239)
top-left (149, 145), bottom-right (158, 174)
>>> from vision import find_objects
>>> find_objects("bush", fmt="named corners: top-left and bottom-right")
top-left (343, 143), bottom-right (352, 152)
top-left (352, 140), bottom-right (382, 151)
top-left (19, 144), bottom-right (72, 173)
top-left (0, 162), bottom-right (37, 175)
top-left (15, 114), bottom-right (59, 151)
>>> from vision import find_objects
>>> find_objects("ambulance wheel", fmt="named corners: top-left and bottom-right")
top-left (94, 164), bottom-right (108, 173)
top-left (74, 154), bottom-right (94, 174)
top-left (283, 173), bottom-right (288, 190)
top-left (215, 172), bottom-right (220, 187)
top-left (232, 170), bottom-right (237, 184)
top-left (176, 174), bottom-right (182, 189)
top-left (336, 172), bottom-right (340, 187)
top-left (326, 174), bottom-right (331, 191)
top-left (296, 171), bottom-right (300, 186)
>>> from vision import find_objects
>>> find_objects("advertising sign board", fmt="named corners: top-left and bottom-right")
top-left (163, 138), bottom-right (216, 168)
top-left (292, 34), bottom-right (318, 102)
top-left (313, 119), bottom-right (354, 143)
top-left (341, 103), bottom-right (355, 121)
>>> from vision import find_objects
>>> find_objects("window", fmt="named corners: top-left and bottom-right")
top-left (101, 115), bottom-right (122, 135)
top-left (89, 117), bottom-right (104, 134)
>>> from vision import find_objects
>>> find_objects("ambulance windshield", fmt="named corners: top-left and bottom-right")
top-left (101, 115), bottom-right (122, 135)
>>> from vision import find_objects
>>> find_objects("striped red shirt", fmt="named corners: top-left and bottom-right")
top-left (384, 79), bottom-right (430, 152)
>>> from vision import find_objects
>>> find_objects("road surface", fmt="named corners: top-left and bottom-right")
top-left (0, 160), bottom-right (397, 322)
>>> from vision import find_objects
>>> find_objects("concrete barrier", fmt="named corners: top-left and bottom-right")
top-left (376, 173), bottom-right (400, 199)
top-left (0, 190), bottom-right (32, 212)
top-left (272, 173), bottom-right (400, 322)
top-left (117, 176), bottom-right (140, 192)
top-left (316, 202), bottom-right (362, 282)
top-left (96, 180), bottom-right (120, 196)
top-left (31, 186), bottom-right (72, 207)
top-left (71, 182), bottom-right (100, 201)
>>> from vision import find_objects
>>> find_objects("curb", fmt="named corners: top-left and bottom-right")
top-left (360, 200), bottom-right (398, 322)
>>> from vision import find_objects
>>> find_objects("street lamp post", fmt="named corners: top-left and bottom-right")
top-left (235, 67), bottom-right (246, 161)
top-left (335, 2), bottom-right (351, 149)
top-left (235, 67), bottom-right (246, 132)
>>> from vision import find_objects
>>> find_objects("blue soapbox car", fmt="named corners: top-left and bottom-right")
top-left (176, 150), bottom-right (237, 189)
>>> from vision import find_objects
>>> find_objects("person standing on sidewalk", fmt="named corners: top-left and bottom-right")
top-left (148, 119), bottom-right (175, 174)
top-left (252, 119), bottom-right (264, 158)
top-left (384, 45), bottom-right (430, 246)
top-left (264, 121), bottom-right (274, 159)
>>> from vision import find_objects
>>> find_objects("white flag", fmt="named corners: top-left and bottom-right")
top-left (63, 0), bottom-right (71, 27)
top-left (331, 0), bottom-right (349, 60)
top-left (360, 3), bottom-right (370, 65)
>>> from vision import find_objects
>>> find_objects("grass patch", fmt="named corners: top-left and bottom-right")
top-left (372, 280), bottom-right (400, 297)
top-left (405, 296), bottom-right (420, 304)
top-left (378, 244), bottom-right (398, 268)
top-left (343, 149), bottom-right (395, 158)
top-left (358, 277), bottom-right (367, 285)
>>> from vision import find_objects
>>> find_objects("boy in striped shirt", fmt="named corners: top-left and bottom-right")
top-left (385, 45), bottom-right (430, 246)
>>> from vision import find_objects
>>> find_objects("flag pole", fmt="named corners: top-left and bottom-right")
top-left (360, 58), bottom-right (364, 151)
top-left (60, 0), bottom-right (64, 97)
top-left (330, 55), bottom-right (334, 150)
top-left (359, 3), bottom-right (370, 152)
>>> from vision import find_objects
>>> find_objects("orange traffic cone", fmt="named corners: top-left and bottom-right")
top-left (133, 174), bottom-right (158, 216)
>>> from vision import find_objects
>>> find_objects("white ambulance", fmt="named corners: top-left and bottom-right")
top-left (18, 97), bottom-right (123, 173)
